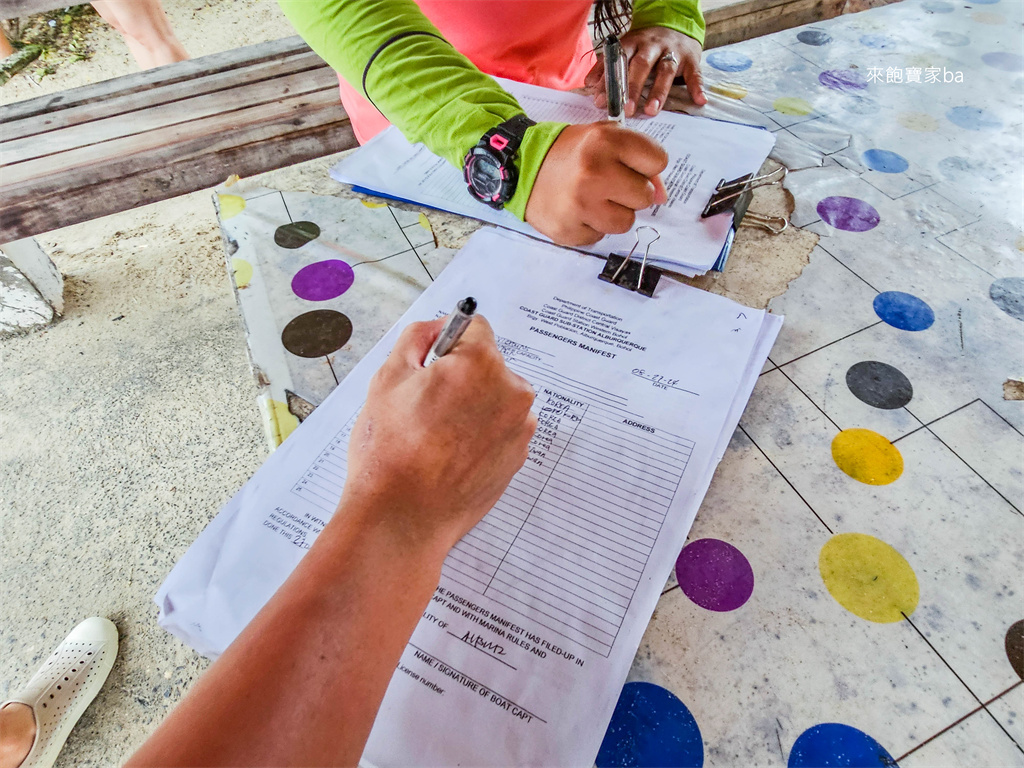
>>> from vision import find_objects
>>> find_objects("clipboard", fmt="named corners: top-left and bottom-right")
top-left (600, 167), bottom-right (791, 296)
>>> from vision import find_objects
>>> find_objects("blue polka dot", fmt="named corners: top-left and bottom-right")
top-left (707, 50), bottom-right (753, 72)
top-left (933, 30), bottom-right (970, 46)
top-left (874, 292), bottom-right (935, 331)
top-left (862, 149), bottom-right (909, 174)
top-left (859, 34), bottom-right (897, 49)
top-left (789, 723), bottom-right (896, 767)
top-left (597, 682), bottom-right (704, 768)
top-left (947, 106), bottom-right (1002, 130)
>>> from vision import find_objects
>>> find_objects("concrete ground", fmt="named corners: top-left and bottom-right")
top-left (1, 2), bottom-right (290, 762)
top-left (0, 190), bottom-right (268, 765)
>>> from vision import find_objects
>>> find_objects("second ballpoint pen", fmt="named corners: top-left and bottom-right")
top-left (603, 34), bottom-right (628, 123)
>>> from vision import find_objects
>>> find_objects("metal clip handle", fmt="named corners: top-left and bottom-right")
top-left (702, 166), bottom-right (788, 218)
top-left (599, 226), bottom-right (663, 297)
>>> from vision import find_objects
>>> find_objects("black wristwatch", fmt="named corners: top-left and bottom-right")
top-left (463, 114), bottom-right (536, 209)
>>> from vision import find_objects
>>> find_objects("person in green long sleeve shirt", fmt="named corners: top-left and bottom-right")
top-left (278, 0), bottom-right (706, 246)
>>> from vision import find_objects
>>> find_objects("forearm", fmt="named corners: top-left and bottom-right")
top-left (277, 0), bottom-right (565, 220)
top-left (633, 0), bottom-right (706, 45)
top-left (127, 496), bottom-right (446, 767)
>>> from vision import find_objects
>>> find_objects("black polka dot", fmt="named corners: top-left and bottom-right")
top-left (1007, 620), bottom-right (1024, 679)
top-left (274, 221), bottom-right (321, 249)
top-left (281, 310), bottom-right (353, 358)
top-left (797, 29), bottom-right (832, 46)
top-left (846, 361), bottom-right (913, 409)
top-left (990, 277), bottom-right (1024, 321)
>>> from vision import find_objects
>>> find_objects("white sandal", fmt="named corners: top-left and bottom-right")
top-left (1, 617), bottom-right (118, 768)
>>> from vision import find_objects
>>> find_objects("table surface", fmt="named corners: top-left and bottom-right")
top-left (215, 1), bottom-right (1023, 763)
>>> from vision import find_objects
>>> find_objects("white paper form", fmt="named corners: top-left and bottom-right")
top-left (157, 229), bottom-right (781, 766)
top-left (331, 78), bottom-right (776, 276)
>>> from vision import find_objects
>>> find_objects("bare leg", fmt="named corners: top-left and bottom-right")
top-left (0, 704), bottom-right (35, 768)
top-left (0, 29), bottom-right (15, 59)
top-left (90, 0), bottom-right (188, 69)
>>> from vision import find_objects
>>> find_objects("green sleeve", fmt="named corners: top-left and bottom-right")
top-left (632, 0), bottom-right (706, 47)
top-left (276, 0), bottom-right (565, 221)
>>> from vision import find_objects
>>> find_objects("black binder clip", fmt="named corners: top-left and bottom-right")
top-left (730, 186), bottom-right (789, 235)
top-left (599, 226), bottom-right (662, 297)
top-left (701, 166), bottom-right (788, 219)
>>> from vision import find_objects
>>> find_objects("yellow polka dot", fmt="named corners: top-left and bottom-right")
top-left (418, 212), bottom-right (433, 232)
top-left (971, 11), bottom-right (1004, 25)
top-left (773, 96), bottom-right (813, 116)
top-left (360, 199), bottom-right (388, 209)
top-left (832, 428), bottom-right (903, 485)
top-left (267, 399), bottom-right (299, 447)
top-left (897, 112), bottom-right (939, 132)
top-left (709, 82), bottom-right (748, 100)
top-left (1015, 235), bottom-right (1024, 252)
top-left (820, 533), bottom-right (919, 622)
top-left (231, 258), bottom-right (253, 289)
top-left (217, 194), bottom-right (246, 219)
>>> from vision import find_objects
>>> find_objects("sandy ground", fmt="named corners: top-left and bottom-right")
top-left (1, 1), bottom-right (295, 765)
top-left (0, 1), bottom-right (817, 764)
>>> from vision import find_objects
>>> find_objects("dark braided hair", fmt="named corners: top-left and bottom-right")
top-left (593, 0), bottom-right (633, 39)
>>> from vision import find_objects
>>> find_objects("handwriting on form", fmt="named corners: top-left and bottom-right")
top-left (631, 369), bottom-right (700, 396)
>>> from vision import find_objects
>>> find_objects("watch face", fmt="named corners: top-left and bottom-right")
top-left (469, 153), bottom-right (503, 198)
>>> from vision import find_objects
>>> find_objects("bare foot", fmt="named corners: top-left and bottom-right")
top-left (0, 703), bottom-right (35, 768)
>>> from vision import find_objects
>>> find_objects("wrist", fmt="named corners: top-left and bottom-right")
top-left (504, 121), bottom-right (569, 221)
top-left (327, 486), bottom-right (453, 572)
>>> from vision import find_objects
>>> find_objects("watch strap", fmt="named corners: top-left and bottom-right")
top-left (481, 114), bottom-right (536, 159)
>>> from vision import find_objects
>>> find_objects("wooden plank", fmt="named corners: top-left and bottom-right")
top-left (705, 0), bottom-right (797, 23)
top-left (2, 88), bottom-right (346, 210)
top-left (705, 0), bottom-right (845, 48)
top-left (2, 49), bottom-right (329, 142)
top-left (4, 83), bottom-right (343, 186)
top-left (0, 36), bottom-right (312, 122)
top-left (2, 65), bottom-right (340, 165)
top-left (0, 100), bottom-right (356, 242)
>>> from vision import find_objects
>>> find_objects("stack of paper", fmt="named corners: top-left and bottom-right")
top-left (157, 229), bottom-right (780, 766)
top-left (332, 78), bottom-right (776, 277)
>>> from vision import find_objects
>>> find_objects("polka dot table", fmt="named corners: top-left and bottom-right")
top-left (215, 187), bottom-right (450, 448)
top-left (214, 1), bottom-right (1023, 763)
top-left (625, 0), bottom-right (1023, 764)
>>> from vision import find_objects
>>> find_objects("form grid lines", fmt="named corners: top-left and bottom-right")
top-left (444, 372), bottom-right (694, 658)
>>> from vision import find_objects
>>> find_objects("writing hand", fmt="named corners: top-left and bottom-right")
top-left (525, 122), bottom-right (669, 246)
top-left (343, 315), bottom-right (537, 555)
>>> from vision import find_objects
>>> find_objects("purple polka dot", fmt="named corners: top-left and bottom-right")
top-left (982, 52), bottom-right (1024, 72)
top-left (676, 539), bottom-right (754, 612)
top-left (819, 69), bottom-right (868, 92)
top-left (291, 260), bottom-right (355, 301)
top-left (817, 196), bottom-right (880, 232)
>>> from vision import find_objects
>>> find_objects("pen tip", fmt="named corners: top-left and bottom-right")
top-left (459, 297), bottom-right (477, 315)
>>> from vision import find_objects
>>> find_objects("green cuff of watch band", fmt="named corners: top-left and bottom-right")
top-left (504, 121), bottom-right (570, 222)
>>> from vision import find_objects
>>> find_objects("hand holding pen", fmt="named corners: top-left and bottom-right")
top-left (423, 297), bottom-right (477, 366)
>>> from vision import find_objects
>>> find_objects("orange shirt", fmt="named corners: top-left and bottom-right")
top-left (340, 1), bottom-right (597, 143)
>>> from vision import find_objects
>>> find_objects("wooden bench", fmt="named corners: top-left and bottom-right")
top-left (1, 35), bottom-right (353, 243)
